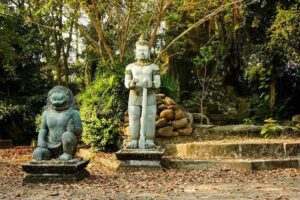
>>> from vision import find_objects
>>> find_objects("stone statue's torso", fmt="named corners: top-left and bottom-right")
top-left (127, 63), bottom-right (157, 106)
top-left (45, 108), bottom-right (74, 144)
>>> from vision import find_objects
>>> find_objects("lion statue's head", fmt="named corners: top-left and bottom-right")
top-left (46, 86), bottom-right (76, 111)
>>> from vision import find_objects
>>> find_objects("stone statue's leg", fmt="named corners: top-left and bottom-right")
top-left (59, 131), bottom-right (77, 161)
top-left (32, 147), bottom-right (52, 160)
top-left (127, 105), bottom-right (141, 149)
top-left (145, 105), bottom-right (156, 149)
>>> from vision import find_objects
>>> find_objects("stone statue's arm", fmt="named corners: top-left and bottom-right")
top-left (152, 64), bottom-right (161, 89)
top-left (124, 65), bottom-right (133, 89)
top-left (125, 65), bottom-right (139, 89)
top-left (72, 110), bottom-right (83, 138)
top-left (37, 111), bottom-right (48, 148)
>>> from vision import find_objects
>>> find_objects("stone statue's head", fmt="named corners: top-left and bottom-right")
top-left (135, 34), bottom-right (150, 60)
top-left (46, 85), bottom-right (75, 111)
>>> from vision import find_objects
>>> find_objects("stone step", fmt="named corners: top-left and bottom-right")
top-left (78, 148), bottom-right (300, 171)
top-left (162, 157), bottom-right (300, 171)
top-left (192, 124), bottom-right (300, 140)
top-left (163, 140), bottom-right (300, 159)
top-left (193, 113), bottom-right (244, 125)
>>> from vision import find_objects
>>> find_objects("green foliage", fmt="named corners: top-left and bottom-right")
top-left (77, 63), bottom-right (127, 151)
top-left (243, 1), bottom-right (300, 119)
top-left (159, 75), bottom-right (179, 101)
top-left (34, 114), bottom-right (42, 133)
top-left (243, 118), bottom-right (255, 125)
top-left (0, 102), bottom-right (25, 121)
top-left (0, 3), bottom-right (54, 142)
top-left (260, 118), bottom-right (282, 138)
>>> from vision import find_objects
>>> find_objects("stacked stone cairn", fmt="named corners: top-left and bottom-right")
top-left (155, 94), bottom-right (193, 137)
top-left (124, 94), bottom-right (193, 138)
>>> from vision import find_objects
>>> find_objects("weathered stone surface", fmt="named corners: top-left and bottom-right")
top-left (241, 143), bottom-right (284, 158)
top-left (167, 105), bottom-right (177, 109)
top-left (0, 139), bottom-right (13, 149)
top-left (162, 158), bottom-right (300, 171)
top-left (173, 131), bottom-right (179, 137)
top-left (164, 141), bottom-right (300, 159)
top-left (164, 97), bottom-right (176, 105)
top-left (177, 127), bottom-right (193, 136)
top-left (116, 149), bottom-right (165, 170)
top-left (115, 149), bottom-right (164, 161)
top-left (174, 109), bottom-right (186, 120)
top-left (156, 100), bottom-right (163, 105)
top-left (32, 86), bottom-right (83, 161)
top-left (155, 118), bottom-right (169, 128)
top-left (193, 125), bottom-right (261, 140)
top-left (158, 104), bottom-right (168, 110)
top-left (160, 109), bottom-right (174, 121)
top-left (292, 115), bottom-right (300, 123)
top-left (157, 93), bottom-right (166, 98)
top-left (22, 159), bottom-right (89, 174)
top-left (157, 126), bottom-right (174, 137)
top-left (22, 159), bottom-right (90, 184)
top-left (172, 118), bottom-right (189, 130)
top-left (285, 143), bottom-right (300, 156)
top-left (193, 144), bottom-right (240, 159)
top-left (23, 169), bottom-right (89, 185)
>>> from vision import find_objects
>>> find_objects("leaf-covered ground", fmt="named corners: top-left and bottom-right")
top-left (0, 147), bottom-right (299, 199)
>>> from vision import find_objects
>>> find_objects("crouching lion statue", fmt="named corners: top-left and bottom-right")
top-left (32, 86), bottom-right (82, 161)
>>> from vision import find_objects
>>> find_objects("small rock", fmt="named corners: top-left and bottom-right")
top-left (164, 97), bottom-right (176, 105)
top-left (167, 105), bottom-right (177, 109)
top-left (155, 115), bottom-right (160, 121)
top-left (156, 118), bottom-right (169, 128)
top-left (156, 100), bottom-right (163, 105)
top-left (160, 109), bottom-right (174, 121)
top-left (292, 115), bottom-right (300, 123)
top-left (158, 104), bottom-right (168, 110)
top-left (156, 126), bottom-right (174, 137)
top-left (173, 131), bottom-right (179, 137)
top-left (174, 109), bottom-right (186, 120)
top-left (177, 127), bottom-right (193, 136)
top-left (172, 118), bottom-right (189, 130)
top-left (157, 93), bottom-right (166, 98)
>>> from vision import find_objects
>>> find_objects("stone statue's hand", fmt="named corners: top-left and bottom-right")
top-left (129, 79), bottom-right (139, 88)
top-left (38, 140), bottom-right (47, 148)
top-left (142, 80), bottom-right (148, 88)
top-left (67, 119), bottom-right (75, 132)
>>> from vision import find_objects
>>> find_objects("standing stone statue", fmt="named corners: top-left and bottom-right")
top-left (125, 35), bottom-right (161, 149)
top-left (32, 86), bottom-right (82, 161)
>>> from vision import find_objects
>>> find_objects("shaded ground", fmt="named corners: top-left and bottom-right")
top-left (0, 147), bottom-right (299, 199)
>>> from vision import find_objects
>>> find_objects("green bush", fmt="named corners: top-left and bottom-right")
top-left (159, 75), bottom-right (179, 101)
top-left (77, 65), bottom-right (127, 151)
top-left (260, 118), bottom-right (283, 138)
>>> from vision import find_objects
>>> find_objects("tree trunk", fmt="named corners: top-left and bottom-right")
top-left (269, 80), bottom-right (276, 109)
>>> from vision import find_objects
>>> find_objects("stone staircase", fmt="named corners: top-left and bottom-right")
top-left (156, 124), bottom-right (300, 170)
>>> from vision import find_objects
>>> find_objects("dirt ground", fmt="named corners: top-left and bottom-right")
top-left (0, 147), bottom-right (299, 200)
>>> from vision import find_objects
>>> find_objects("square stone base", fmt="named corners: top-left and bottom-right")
top-left (0, 140), bottom-right (12, 149)
top-left (22, 159), bottom-right (89, 184)
top-left (115, 148), bottom-right (165, 171)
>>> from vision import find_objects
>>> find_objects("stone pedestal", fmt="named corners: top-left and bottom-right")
top-left (115, 148), bottom-right (165, 170)
top-left (0, 139), bottom-right (12, 148)
top-left (22, 158), bottom-right (89, 184)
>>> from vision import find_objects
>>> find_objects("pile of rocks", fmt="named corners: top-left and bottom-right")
top-left (155, 94), bottom-right (193, 137)
top-left (124, 94), bottom-right (193, 138)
